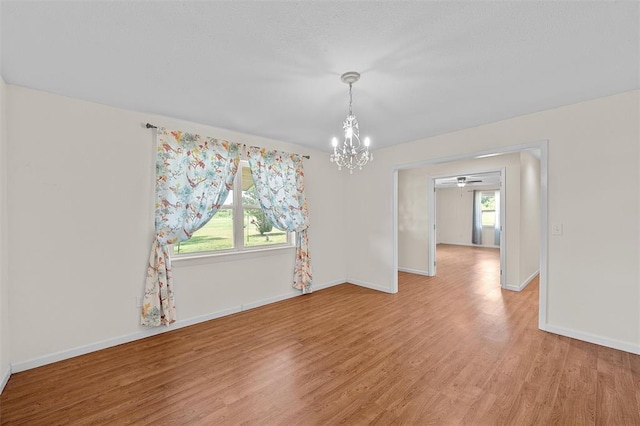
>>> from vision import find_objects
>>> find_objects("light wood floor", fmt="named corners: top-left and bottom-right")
top-left (1, 244), bottom-right (639, 424)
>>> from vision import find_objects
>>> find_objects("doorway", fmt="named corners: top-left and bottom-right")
top-left (428, 170), bottom-right (505, 287)
top-left (393, 141), bottom-right (547, 328)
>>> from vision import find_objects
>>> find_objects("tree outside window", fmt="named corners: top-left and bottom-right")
top-left (173, 162), bottom-right (290, 254)
top-left (481, 192), bottom-right (496, 226)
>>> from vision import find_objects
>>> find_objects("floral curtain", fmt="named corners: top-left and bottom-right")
top-left (142, 128), bottom-right (241, 326)
top-left (247, 147), bottom-right (312, 293)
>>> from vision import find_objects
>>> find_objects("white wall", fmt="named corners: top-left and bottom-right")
top-left (436, 185), bottom-right (499, 246)
top-left (0, 75), bottom-right (10, 389)
top-left (6, 85), bottom-right (347, 368)
top-left (437, 187), bottom-right (472, 245)
top-left (348, 90), bottom-right (640, 353)
top-left (397, 153), bottom-right (522, 286)
top-left (397, 170), bottom-right (429, 274)
top-left (519, 151), bottom-right (541, 285)
top-left (0, 2), bottom-right (10, 389)
top-left (3, 85), bottom-right (639, 372)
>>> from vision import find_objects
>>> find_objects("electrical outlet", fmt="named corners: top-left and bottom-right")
top-left (551, 223), bottom-right (563, 236)
top-left (136, 296), bottom-right (143, 308)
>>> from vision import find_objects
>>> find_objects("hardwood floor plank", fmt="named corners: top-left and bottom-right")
top-left (1, 244), bottom-right (638, 425)
top-left (596, 345), bottom-right (640, 425)
top-left (546, 339), bottom-right (597, 425)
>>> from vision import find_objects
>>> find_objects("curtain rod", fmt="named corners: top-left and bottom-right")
top-left (145, 123), bottom-right (310, 159)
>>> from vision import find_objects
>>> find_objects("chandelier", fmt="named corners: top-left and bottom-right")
top-left (330, 71), bottom-right (372, 173)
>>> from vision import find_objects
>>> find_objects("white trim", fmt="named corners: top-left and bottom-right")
top-left (240, 279), bottom-right (344, 311)
top-left (426, 168), bottom-right (506, 284)
top-left (498, 167), bottom-right (506, 288)
top-left (504, 270), bottom-right (539, 292)
top-left (397, 267), bottom-right (431, 276)
top-left (393, 139), bottom-right (548, 334)
top-left (437, 242), bottom-right (500, 249)
top-left (392, 170), bottom-right (400, 291)
top-left (544, 324), bottom-right (640, 355)
top-left (348, 278), bottom-right (396, 294)
top-left (172, 245), bottom-right (295, 267)
top-left (241, 291), bottom-right (303, 311)
top-left (538, 140), bottom-right (549, 330)
top-left (11, 306), bottom-right (239, 373)
top-left (11, 279), bottom-right (345, 373)
top-left (395, 141), bottom-right (547, 171)
top-left (313, 279), bottom-right (345, 291)
top-left (0, 365), bottom-right (10, 394)
top-left (521, 270), bottom-right (539, 291)
top-left (427, 177), bottom-right (436, 276)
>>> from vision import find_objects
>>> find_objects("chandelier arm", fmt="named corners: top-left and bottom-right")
top-left (330, 71), bottom-right (371, 173)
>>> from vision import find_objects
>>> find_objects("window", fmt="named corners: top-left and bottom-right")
top-left (481, 192), bottom-right (496, 226)
top-left (173, 161), bottom-right (292, 255)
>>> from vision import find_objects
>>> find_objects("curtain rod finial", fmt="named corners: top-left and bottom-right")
top-left (145, 123), bottom-right (157, 129)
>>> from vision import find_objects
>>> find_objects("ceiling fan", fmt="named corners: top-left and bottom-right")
top-left (440, 176), bottom-right (483, 188)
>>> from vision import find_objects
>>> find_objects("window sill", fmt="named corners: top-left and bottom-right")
top-left (171, 244), bottom-right (296, 268)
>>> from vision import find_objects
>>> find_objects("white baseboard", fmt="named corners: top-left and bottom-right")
top-left (313, 279), bottom-right (345, 291)
top-left (347, 278), bottom-right (395, 294)
top-left (0, 365), bottom-right (10, 394)
top-left (520, 270), bottom-right (539, 290)
top-left (240, 279), bottom-right (344, 311)
top-left (397, 267), bottom-right (431, 276)
top-left (543, 323), bottom-right (640, 355)
top-left (437, 242), bottom-right (500, 249)
top-left (504, 270), bottom-right (539, 292)
top-left (241, 291), bottom-right (302, 311)
top-left (11, 279), bottom-right (346, 374)
top-left (11, 305), bottom-right (241, 373)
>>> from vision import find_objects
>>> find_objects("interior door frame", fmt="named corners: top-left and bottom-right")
top-left (392, 140), bottom-right (548, 330)
top-left (427, 168), bottom-right (506, 287)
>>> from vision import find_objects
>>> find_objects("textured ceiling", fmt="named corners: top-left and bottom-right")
top-left (1, 1), bottom-right (638, 151)
top-left (435, 172), bottom-right (501, 189)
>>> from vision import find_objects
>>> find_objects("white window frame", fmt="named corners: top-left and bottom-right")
top-left (171, 160), bottom-right (294, 259)
top-left (480, 191), bottom-right (497, 227)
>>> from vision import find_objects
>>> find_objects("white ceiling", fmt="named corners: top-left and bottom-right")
top-left (1, 1), bottom-right (638, 152)
top-left (435, 172), bottom-right (501, 189)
